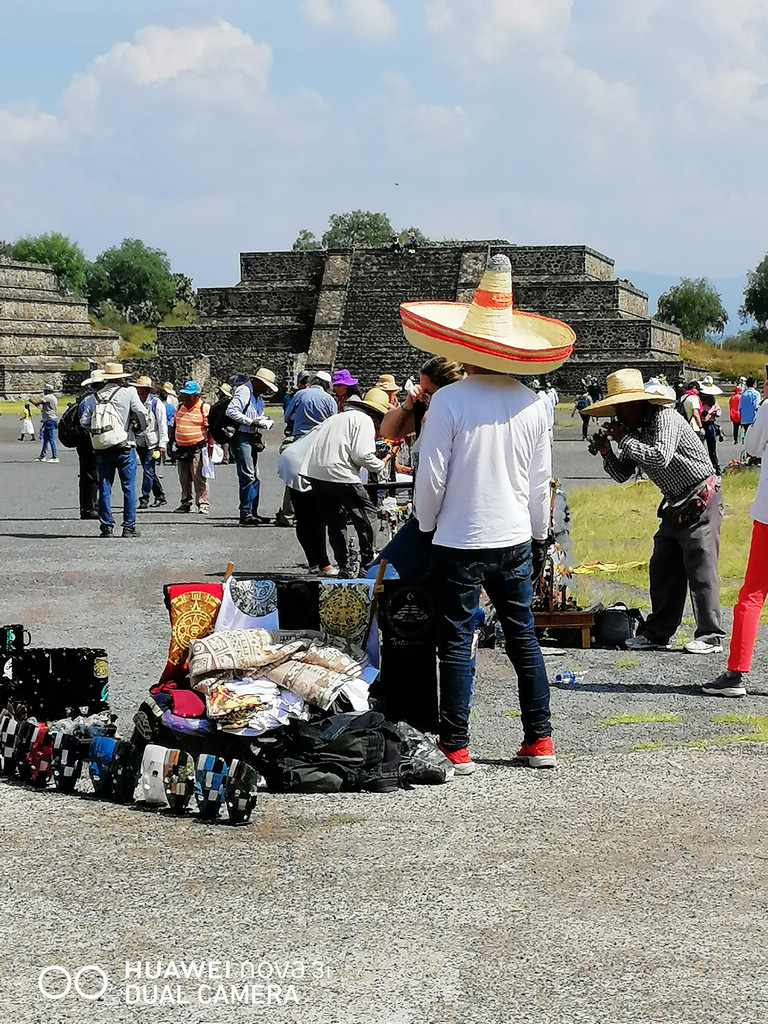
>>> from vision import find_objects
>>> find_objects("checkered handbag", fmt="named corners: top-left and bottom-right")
top-left (163, 748), bottom-right (196, 814)
top-left (27, 724), bottom-right (54, 788)
top-left (224, 759), bottom-right (259, 825)
top-left (51, 732), bottom-right (84, 792)
top-left (88, 736), bottom-right (118, 798)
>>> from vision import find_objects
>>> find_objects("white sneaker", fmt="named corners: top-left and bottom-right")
top-left (34, 457), bottom-right (46, 462)
top-left (320, 565), bottom-right (340, 577)
top-left (684, 638), bottom-right (724, 655)
top-left (49, 457), bottom-right (60, 463)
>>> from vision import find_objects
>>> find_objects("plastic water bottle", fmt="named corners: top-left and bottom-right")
top-left (555, 669), bottom-right (587, 688)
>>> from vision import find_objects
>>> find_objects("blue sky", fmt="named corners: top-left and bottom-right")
top-left (3, 0), bottom-right (768, 332)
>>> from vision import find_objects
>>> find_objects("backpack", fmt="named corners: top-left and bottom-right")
top-left (207, 396), bottom-right (238, 446)
top-left (261, 711), bottom-right (405, 793)
top-left (57, 400), bottom-right (88, 448)
top-left (90, 390), bottom-right (128, 450)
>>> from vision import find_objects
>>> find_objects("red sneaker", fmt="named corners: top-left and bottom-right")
top-left (515, 736), bottom-right (556, 768)
top-left (438, 744), bottom-right (476, 776)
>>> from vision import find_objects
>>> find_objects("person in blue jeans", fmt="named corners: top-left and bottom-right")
top-left (404, 253), bottom-right (573, 773)
top-left (31, 385), bottom-right (59, 462)
top-left (226, 367), bottom-right (278, 525)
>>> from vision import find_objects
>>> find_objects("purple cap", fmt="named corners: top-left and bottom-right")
top-left (332, 369), bottom-right (358, 387)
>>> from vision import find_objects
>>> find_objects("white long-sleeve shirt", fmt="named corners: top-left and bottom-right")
top-left (746, 400), bottom-right (768, 524)
top-left (302, 407), bottom-right (386, 484)
top-left (415, 374), bottom-right (552, 548)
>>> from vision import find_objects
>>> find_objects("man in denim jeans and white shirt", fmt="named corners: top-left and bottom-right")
top-left (226, 367), bottom-right (277, 526)
top-left (403, 254), bottom-right (576, 774)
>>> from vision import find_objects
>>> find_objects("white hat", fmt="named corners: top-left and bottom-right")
top-left (699, 374), bottom-right (723, 396)
top-left (250, 367), bottom-right (278, 393)
top-left (312, 370), bottom-right (332, 384)
top-left (81, 369), bottom-right (106, 386)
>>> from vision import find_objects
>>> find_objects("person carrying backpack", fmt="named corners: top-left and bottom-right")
top-left (79, 362), bottom-right (147, 538)
top-left (572, 390), bottom-right (592, 440)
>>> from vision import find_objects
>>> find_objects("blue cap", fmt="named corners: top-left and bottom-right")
top-left (179, 380), bottom-right (201, 396)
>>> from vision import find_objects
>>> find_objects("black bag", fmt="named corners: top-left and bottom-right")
top-left (57, 400), bottom-right (88, 448)
top-left (592, 603), bottom-right (644, 648)
top-left (0, 648), bottom-right (109, 719)
top-left (207, 397), bottom-right (238, 446)
top-left (261, 711), bottom-right (404, 793)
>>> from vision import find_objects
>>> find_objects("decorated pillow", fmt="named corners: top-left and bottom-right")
top-left (156, 583), bottom-right (223, 686)
top-left (215, 578), bottom-right (279, 632)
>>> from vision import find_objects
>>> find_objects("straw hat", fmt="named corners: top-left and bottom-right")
top-left (375, 373), bottom-right (401, 392)
top-left (400, 254), bottom-right (575, 375)
top-left (103, 361), bottom-right (129, 380)
top-left (347, 387), bottom-right (391, 417)
top-left (699, 374), bottom-right (723, 396)
top-left (583, 369), bottom-right (677, 417)
top-left (251, 367), bottom-right (278, 393)
top-left (162, 381), bottom-right (177, 396)
top-left (81, 369), bottom-right (106, 386)
top-left (218, 383), bottom-right (233, 398)
top-left (131, 375), bottom-right (154, 390)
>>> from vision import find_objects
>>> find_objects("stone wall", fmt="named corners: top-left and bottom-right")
top-left (153, 241), bottom-right (682, 395)
top-left (0, 258), bottom-right (120, 398)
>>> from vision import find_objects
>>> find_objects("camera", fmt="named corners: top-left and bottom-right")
top-left (587, 426), bottom-right (609, 456)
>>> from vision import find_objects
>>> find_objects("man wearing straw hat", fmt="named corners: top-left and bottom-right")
top-left (131, 375), bottom-right (168, 509)
top-left (226, 367), bottom-right (278, 526)
top-left (79, 361), bottom-right (147, 538)
top-left (585, 368), bottom-right (725, 656)
top-left (403, 253), bottom-right (576, 773)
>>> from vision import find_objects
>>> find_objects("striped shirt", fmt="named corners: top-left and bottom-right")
top-left (173, 399), bottom-right (209, 447)
top-left (602, 405), bottom-right (714, 501)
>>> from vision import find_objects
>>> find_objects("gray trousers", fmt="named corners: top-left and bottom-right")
top-left (643, 489), bottom-right (725, 644)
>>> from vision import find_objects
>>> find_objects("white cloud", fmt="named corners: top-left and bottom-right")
top-left (425, 0), bottom-right (572, 61)
top-left (59, 21), bottom-right (272, 128)
top-left (0, 105), bottom-right (62, 152)
top-left (300, 0), bottom-right (397, 42)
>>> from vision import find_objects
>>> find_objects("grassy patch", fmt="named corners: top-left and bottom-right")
top-left (598, 712), bottom-right (682, 726)
top-left (614, 655), bottom-right (639, 668)
top-left (503, 710), bottom-right (521, 718)
top-left (629, 741), bottom-right (667, 751)
top-left (0, 396), bottom-right (75, 416)
top-left (330, 814), bottom-right (366, 825)
top-left (712, 713), bottom-right (768, 743)
top-left (680, 338), bottom-right (768, 381)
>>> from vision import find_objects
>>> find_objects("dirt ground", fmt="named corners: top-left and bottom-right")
top-left (1, 412), bottom-right (766, 1024)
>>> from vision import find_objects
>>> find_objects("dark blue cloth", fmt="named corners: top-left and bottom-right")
top-left (39, 419), bottom-right (58, 459)
top-left (430, 542), bottom-right (551, 750)
top-left (232, 434), bottom-right (261, 520)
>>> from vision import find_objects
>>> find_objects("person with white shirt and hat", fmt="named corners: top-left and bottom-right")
top-left (403, 252), bottom-right (575, 774)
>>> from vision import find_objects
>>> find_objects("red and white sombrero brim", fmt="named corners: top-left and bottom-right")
top-left (399, 255), bottom-right (575, 375)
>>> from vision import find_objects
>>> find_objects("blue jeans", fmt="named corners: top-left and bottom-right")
top-left (96, 446), bottom-right (137, 531)
top-left (232, 435), bottom-right (261, 520)
top-left (136, 445), bottom-right (165, 502)
top-left (39, 419), bottom-right (58, 459)
top-left (430, 542), bottom-right (551, 751)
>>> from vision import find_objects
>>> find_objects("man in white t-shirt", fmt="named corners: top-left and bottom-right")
top-left (415, 367), bottom-right (554, 773)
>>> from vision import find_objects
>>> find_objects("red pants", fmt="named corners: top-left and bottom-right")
top-left (728, 519), bottom-right (768, 673)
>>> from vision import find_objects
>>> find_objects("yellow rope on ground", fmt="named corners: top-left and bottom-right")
top-left (571, 560), bottom-right (648, 575)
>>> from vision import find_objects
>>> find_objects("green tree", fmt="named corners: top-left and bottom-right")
top-left (292, 229), bottom-right (321, 251)
top-left (399, 226), bottom-right (430, 246)
top-left (87, 238), bottom-right (176, 320)
top-left (9, 232), bottom-right (88, 295)
top-left (655, 277), bottom-right (728, 340)
top-left (741, 252), bottom-right (768, 328)
top-left (322, 210), bottom-right (394, 247)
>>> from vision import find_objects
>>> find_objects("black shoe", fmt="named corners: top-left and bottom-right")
top-left (152, 497), bottom-right (167, 507)
top-left (99, 528), bottom-right (114, 538)
top-left (274, 511), bottom-right (294, 527)
top-left (138, 499), bottom-right (149, 510)
top-left (122, 527), bottom-right (141, 538)
top-left (174, 505), bottom-right (192, 513)
top-left (80, 511), bottom-right (99, 520)
top-left (251, 514), bottom-right (272, 525)
top-left (239, 516), bottom-right (258, 526)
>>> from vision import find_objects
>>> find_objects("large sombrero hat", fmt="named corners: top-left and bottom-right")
top-left (400, 254), bottom-right (575, 375)
top-left (583, 368), bottom-right (677, 418)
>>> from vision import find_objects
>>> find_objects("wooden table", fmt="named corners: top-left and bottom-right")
top-left (533, 610), bottom-right (594, 649)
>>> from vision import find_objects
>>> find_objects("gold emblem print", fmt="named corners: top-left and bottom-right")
top-left (168, 591), bottom-right (222, 665)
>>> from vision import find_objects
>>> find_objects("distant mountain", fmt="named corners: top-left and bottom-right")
top-left (621, 270), bottom-right (750, 340)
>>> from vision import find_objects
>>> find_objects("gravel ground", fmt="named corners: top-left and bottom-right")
top-left (1, 413), bottom-right (767, 1024)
